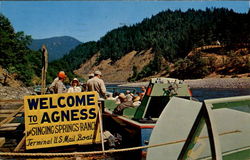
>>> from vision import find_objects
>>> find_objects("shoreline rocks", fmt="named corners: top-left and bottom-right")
top-left (185, 78), bottom-right (250, 88)
top-left (0, 86), bottom-right (35, 100)
top-left (119, 78), bottom-right (250, 89)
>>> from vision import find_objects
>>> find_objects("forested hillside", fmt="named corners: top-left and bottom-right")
top-left (29, 36), bottom-right (81, 62)
top-left (49, 8), bottom-right (250, 82)
top-left (0, 14), bottom-right (42, 86)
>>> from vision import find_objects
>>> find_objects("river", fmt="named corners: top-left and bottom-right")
top-left (106, 84), bottom-right (250, 101)
top-left (191, 88), bottom-right (250, 101)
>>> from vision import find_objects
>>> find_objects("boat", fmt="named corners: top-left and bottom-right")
top-left (147, 95), bottom-right (250, 160)
top-left (103, 77), bottom-right (192, 157)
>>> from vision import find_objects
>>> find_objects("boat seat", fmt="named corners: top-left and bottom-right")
top-left (104, 100), bottom-right (138, 118)
top-left (123, 107), bottom-right (138, 119)
top-left (104, 100), bottom-right (118, 111)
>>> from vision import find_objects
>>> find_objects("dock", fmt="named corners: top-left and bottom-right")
top-left (0, 99), bottom-right (24, 152)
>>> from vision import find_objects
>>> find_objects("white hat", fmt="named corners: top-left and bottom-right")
top-left (88, 73), bottom-right (94, 77)
top-left (71, 78), bottom-right (79, 85)
top-left (94, 70), bottom-right (102, 76)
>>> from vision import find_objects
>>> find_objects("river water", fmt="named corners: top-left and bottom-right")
top-left (107, 84), bottom-right (250, 101)
top-left (191, 88), bottom-right (250, 101)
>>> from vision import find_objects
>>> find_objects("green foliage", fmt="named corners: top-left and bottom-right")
top-left (136, 63), bottom-right (155, 80)
top-left (170, 53), bottom-right (210, 79)
top-left (0, 14), bottom-right (42, 86)
top-left (128, 52), bottom-right (163, 80)
top-left (133, 57), bottom-right (161, 80)
top-left (165, 65), bottom-right (170, 74)
top-left (128, 66), bottom-right (138, 82)
top-left (206, 56), bottom-right (217, 72)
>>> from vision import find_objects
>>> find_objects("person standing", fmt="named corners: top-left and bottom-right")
top-left (48, 71), bottom-right (64, 93)
top-left (86, 70), bottom-right (106, 99)
top-left (68, 78), bottom-right (82, 93)
top-left (54, 71), bottom-right (67, 94)
top-left (88, 73), bottom-right (94, 79)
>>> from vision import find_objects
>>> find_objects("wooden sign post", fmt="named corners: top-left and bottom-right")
top-left (41, 45), bottom-right (48, 95)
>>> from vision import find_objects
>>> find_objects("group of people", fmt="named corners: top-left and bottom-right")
top-left (111, 86), bottom-right (146, 115)
top-left (48, 70), bottom-right (106, 100)
top-left (48, 70), bottom-right (147, 115)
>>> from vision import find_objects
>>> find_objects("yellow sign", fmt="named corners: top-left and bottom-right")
top-left (24, 92), bottom-right (101, 150)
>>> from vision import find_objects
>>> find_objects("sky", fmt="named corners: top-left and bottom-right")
top-left (0, 1), bottom-right (249, 42)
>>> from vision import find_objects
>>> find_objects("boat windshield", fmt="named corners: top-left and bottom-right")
top-left (179, 96), bottom-right (250, 160)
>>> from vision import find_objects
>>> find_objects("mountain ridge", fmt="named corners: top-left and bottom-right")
top-left (29, 36), bottom-right (81, 62)
top-left (47, 8), bottom-right (250, 82)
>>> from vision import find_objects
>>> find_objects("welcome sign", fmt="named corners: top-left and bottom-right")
top-left (24, 91), bottom-right (101, 150)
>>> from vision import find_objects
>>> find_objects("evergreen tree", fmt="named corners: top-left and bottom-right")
top-left (0, 14), bottom-right (42, 85)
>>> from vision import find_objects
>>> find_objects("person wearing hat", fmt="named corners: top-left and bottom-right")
top-left (68, 78), bottom-right (82, 93)
top-left (48, 71), bottom-right (67, 94)
top-left (54, 71), bottom-right (67, 94)
top-left (125, 90), bottom-right (133, 101)
top-left (113, 93), bottom-right (135, 115)
top-left (88, 73), bottom-right (94, 79)
top-left (139, 86), bottom-right (146, 100)
top-left (132, 96), bottom-right (141, 107)
top-left (86, 70), bottom-right (106, 99)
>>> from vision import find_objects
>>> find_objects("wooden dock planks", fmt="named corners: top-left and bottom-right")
top-left (0, 137), bottom-right (5, 147)
top-left (0, 100), bottom-right (24, 152)
top-left (0, 105), bottom-right (24, 127)
top-left (0, 123), bottom-right (21, 131)
top-left (0, 110), bottom-right (16, 114)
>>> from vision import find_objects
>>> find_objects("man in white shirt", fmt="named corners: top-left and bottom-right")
top-left (86, 70), bottom-right (106, 99)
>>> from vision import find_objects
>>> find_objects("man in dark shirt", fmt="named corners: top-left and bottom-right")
top-left (113, 93), bottom-right (133, 115)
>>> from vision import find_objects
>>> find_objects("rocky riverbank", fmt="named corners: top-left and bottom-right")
top-left (185, 78), bottom-right (250, 88)
top-left (0, 86), bottom-right (35, 100)
top-left (119, 78), bottom-right (250, 89)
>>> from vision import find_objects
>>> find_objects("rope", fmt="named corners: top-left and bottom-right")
top-left (0, 130), bottom-right (240, 157)
top-left (0, 141), bottom-right (171, 157)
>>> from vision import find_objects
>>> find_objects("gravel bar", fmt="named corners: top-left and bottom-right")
top-left (119, 78), bottom-right (250, 89)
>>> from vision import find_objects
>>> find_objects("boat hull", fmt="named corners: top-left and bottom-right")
top-left (103, 109), bottom-right (155, 158)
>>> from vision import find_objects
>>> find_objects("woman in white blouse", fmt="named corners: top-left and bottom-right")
top-left (67, 78), bottom-right (82, 93)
